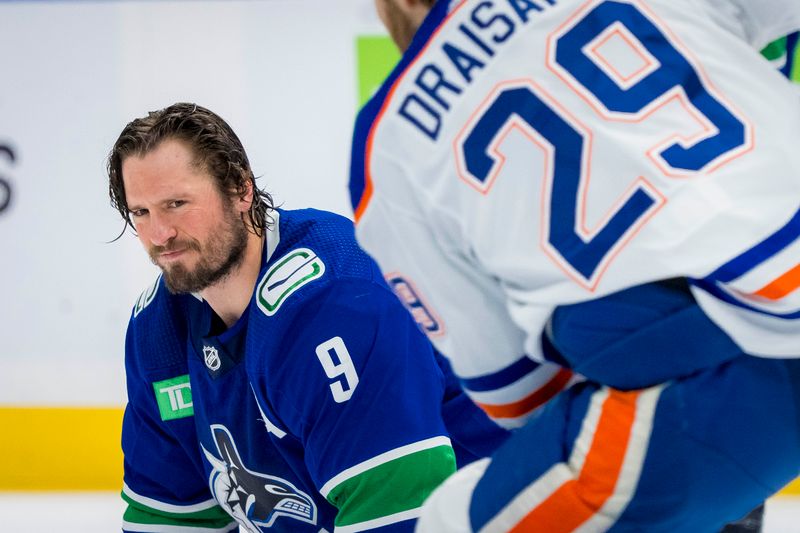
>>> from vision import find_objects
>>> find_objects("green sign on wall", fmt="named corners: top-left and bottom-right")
top-left (355, 35), bottom-right (401, 108)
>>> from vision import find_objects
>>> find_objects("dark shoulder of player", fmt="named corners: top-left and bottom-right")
top-left (276, 208), bottom-right (385, 285)
top-left (126, 274), bottom-right (196, 373)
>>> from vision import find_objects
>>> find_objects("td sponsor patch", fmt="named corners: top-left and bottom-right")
top-left (153, 375), bottom-right (194, 421)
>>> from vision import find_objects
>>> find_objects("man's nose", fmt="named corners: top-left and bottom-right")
top-left (147, 211), bottom-right (178, 247)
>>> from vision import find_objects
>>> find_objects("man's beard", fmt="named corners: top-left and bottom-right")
top-left (149, 207), bottom-right (250, 294)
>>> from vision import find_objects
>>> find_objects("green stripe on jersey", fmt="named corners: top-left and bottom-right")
top-left (327, 444), bottom-right (456, 528)
top-left (122, 491), bottom-right (233, 528)
top-left (761, 36), bottom-right (787, 62)
top-left (760, 35), bottom-right (800, 82)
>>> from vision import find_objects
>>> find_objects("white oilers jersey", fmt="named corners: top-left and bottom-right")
top-left (350, 0), bottom-right (800, 387)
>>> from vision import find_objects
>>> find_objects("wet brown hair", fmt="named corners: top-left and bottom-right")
top-left (107, 102), bottom-right (273, 238)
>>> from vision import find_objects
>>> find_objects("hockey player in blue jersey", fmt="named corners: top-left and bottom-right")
top-left (106, 102), bottom-right (507, 532)
top-left (350, 1), bottom-right (800, 531)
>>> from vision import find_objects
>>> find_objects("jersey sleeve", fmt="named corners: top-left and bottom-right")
top-left (256, 279), bottom-right (456, 531)
top-left (687, 206), bottom-right (800, 357)
top-left (433, 349), bottom-right (511, 466)
top-left (121, 280), bottom-right (236, 533)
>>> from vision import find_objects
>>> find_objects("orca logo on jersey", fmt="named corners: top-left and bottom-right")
top-left (203, 345), bottom-right (221, 371)
top-left (202, 425), bottom-right (317, 531)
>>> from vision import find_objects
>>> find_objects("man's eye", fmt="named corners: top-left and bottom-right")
top-left (168, 200), bottom-right (186, 208)
top-left (130, 209), bottom-right (147, 218)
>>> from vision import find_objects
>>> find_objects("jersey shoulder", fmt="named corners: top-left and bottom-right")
top-left (263, 208), bottom-right (384, 295)
top-left (249, 208), bottom-right (390, 355)
top-left (127, 274), bottom-right (196, 373)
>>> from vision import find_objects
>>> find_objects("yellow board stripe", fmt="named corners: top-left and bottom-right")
top-left (0, 406), bottom-right (798, 497)
top-left (784, 478), bottom-right (800, 496)
top-left (0, 407), bottom-right (123, 491)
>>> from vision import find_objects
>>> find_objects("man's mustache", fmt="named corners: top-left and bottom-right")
top-left (148, 239), bottom-right (201, 262)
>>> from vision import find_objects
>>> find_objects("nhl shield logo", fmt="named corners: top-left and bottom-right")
top-left (203, 345), bottom-right (221, 371)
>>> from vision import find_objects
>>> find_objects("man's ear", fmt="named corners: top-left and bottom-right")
top-left (236, 178), bottom-right (254, 213)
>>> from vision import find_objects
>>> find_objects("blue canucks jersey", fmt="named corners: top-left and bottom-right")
top-left (120, 208), bottom-right (506, 532)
